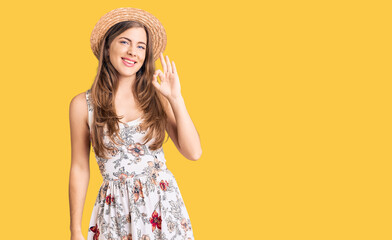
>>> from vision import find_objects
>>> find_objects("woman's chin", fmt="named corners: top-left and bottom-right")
top-left (118, 70), bottom-right (137, 77)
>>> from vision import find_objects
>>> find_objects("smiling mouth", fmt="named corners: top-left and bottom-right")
top-left (122, 58), bottom-right (136, 67)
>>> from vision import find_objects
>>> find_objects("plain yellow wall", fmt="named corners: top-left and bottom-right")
top-left (0, 0), bottom-right (391, 239)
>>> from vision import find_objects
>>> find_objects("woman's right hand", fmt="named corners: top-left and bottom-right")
top-left (71, 232), bottom-right (85, 240)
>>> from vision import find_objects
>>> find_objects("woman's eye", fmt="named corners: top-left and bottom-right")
top-left (120, 41), bottom-right (145, 49)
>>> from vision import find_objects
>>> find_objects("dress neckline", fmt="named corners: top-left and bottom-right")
top-left (119, 116), bottom-right (143, 127)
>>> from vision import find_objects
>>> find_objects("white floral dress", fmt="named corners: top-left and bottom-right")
top-left (85, 89), bottom-right (195, 240)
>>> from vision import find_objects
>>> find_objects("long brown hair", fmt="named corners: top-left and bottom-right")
top-left (89, 21), bottom-right (169, 159)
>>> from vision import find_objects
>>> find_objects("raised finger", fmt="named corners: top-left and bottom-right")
top-left (160, 52), bottom-right (167, 73)
top-left (172, 61), bottom-right (177, 74)
top-left (166, 55), bottom-right (172, 74)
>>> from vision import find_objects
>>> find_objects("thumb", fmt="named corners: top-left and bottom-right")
top-left (152, 73), bottom-right (160, 89)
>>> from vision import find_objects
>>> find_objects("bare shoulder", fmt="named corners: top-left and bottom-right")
top-left (69, 91), bottom-right (89, 128)
top-left (69, 91), bottom-right (91, 167)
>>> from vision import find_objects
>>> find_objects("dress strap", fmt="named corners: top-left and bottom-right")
top-left (85, 89), bottom-right (93, 130)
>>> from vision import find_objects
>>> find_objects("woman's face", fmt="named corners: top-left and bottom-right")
top-left (109, 27), bottom-right (147, 77)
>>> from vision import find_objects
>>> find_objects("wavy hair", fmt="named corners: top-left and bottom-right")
top-left (89, 21), bottom-right (169, 159)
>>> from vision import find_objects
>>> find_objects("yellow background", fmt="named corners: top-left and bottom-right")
top-left (0, 0), bottom-right (391, 239)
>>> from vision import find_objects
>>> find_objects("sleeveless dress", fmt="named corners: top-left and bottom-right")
top-left (85, 89), bottom-right (195, 240)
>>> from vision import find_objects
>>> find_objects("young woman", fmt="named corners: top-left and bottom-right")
top-left (69, 7), bottom-right (202, 240)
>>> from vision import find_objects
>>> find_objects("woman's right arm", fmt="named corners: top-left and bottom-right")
top-left (68, 92), bottom-right (91, 239)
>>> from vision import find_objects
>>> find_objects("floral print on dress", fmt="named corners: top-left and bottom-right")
top-left (133, 179), bottom-right (144, 202)
top-left (90, 223), bottom-right (100, 240)
top-left (149, 210), bottom-right (162, 232)
top-left (85, 89), bottom-right (195, 240)
top-left (127, 142), bottom-right (145, 162)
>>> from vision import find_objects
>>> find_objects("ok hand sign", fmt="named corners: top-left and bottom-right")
top-left (152, 53), bottom-right (182, 100)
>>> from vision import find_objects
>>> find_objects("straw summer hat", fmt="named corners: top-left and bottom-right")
top-left (90, 7), bottom-right (167, 62)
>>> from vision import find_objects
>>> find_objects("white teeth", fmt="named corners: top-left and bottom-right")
top-left (123, 59), bottom-right (135, 64)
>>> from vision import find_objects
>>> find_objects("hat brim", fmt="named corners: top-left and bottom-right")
top-left (90, 7), bottom-right (167, 62)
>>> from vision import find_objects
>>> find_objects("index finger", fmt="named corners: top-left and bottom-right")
top-left (160, 52), bottom-right (167, 73)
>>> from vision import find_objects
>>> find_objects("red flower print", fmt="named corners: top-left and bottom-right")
top-left (159, 180), bottom-right (169, 191)
top-left (149, 210), bottom-right (162, 231)
top-left (133, 179), bottom-right (145, 202)
top-left (127, 143), bottom-right (145, 157)
top-left (89, 223), bottom-right (100, 240)
top-left (105, 194), bottom-right (115, 205)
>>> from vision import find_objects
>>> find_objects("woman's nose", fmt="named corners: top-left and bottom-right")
top-left (128, 47), bottom-right (137, 56)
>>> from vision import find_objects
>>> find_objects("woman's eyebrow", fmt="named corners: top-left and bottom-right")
top-left (119, 37), bottom-right (146, 45)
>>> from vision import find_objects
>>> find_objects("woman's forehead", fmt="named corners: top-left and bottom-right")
top-left (118, 28), bottom-right (147, 42)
